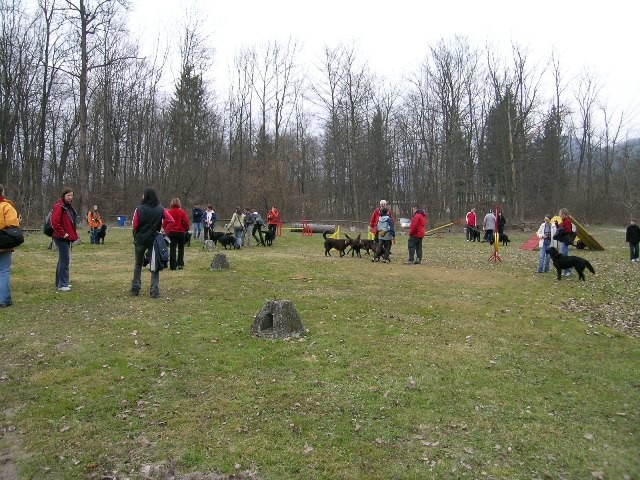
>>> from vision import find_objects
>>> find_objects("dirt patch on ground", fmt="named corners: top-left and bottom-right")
top-left (0, 408), bottom-right (20, 480)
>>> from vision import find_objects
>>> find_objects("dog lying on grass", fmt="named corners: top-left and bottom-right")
top-left (323, 230), bottom-right (354, 257)
top-left (547, 246), bottom-right (595, 281)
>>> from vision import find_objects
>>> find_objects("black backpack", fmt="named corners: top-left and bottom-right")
top-left (0, 227), bottom-right (24, 249)
top-left (43, 210), bottom-right (54, 236)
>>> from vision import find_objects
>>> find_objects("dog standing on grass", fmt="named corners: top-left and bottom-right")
top-left (96, 224), bottom-right (107, 244)
top-left (547, 246), bottom-right (595, 281)
top-left (323, 230), bottom-right (354, 257)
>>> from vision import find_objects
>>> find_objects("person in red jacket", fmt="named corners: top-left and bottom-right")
top-left (465, 208), bottom-right (477, 242)
top-left (405, 205), bottom-right (426, 264)
top-left (164, 198), bottom-right (190, 270)
top-left (266, 206), bottom-right (279, 240)
top-left (51, 187), bottom-right (78, 291)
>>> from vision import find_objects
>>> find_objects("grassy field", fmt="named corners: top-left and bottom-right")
top-left (1, 225), bottom-right (638, 479)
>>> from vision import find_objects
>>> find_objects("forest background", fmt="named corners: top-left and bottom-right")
top-left (1, 0), bottom-right (639, 229)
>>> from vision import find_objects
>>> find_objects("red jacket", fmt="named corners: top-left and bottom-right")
top-left (409, 209), bottom-right (426, 238)
top-left (164, 207), bottom-right (190, 233)
top-left (558, 216), bottom-right (572, 234)
top-left (51, 199), bottom-right (78, 241)
top-left (466, 211), bottom-right (476, 227)
top-left (267, 208), bottom-right (279, 225)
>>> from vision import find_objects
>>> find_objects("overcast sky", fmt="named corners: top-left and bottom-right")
top-left (128, 0), bottom-right (639, 132)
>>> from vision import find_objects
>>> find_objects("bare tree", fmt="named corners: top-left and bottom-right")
top-left (61, 0), bottom-right (129, 220)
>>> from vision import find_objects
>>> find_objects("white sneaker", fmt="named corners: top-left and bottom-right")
top-left (57, 286), bottom-right (71, 292)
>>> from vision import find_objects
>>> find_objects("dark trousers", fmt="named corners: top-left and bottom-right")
top-left (252, 224), bottom-right (265, 246)
top-left (168, 231), bottom-right (186, 269)
top-left (374, 239), bottom-right (392, 261)
top-left (132, 244), bottom-right (159, 297)
top-left (484, 229), bottom-right (494, 244)
top-left (408, 236), bottom-right (423, 261)
top-left (630, 242), bottom-right (639, 260)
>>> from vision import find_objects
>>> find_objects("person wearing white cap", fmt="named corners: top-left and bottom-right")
top-left (251, 210), bottom-right (266, 246)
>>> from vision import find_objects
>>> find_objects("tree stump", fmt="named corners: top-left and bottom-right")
top-left (251, 300), bottom-right (306, 339)
top-left (210, 253), bottom-right (229, 270)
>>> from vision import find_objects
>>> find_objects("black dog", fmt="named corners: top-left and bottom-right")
top-left (500, 233), bottom-right (511, 246)
top-left (547, 247), bottom-right (595, 281)
top-left (263, 229), bottom-right (275, 246)
top-left (209, 231), bottom-right (226, 246)
top-left (346, 234), bottom-right (362, 257)
top-left (185, 231), bottom-right (192, 247)
top-left (323, 230), bottom-right (354, 257)
top-left (468, 227), bottom-right (481, 242)
top-left (359, 239), bottom-right (376, 256)
top-left (219, 233), bottom-right (239, 250)
top-left (96, 224), bottom-right (107, 244)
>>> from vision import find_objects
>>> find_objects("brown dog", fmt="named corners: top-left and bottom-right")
top-left (323, 230), bottom-right (354, 257)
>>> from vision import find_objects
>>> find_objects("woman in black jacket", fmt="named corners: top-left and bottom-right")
top-left (131, 188), bottom-right (174, 298)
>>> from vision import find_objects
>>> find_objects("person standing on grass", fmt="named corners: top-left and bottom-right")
top-left (51, 187), bottom-right (78, 292)
top-left (131, 188), bottom-right (174, 298)
top-left (191, 203), bottom-right (204, 240)
top-left (555, 208), bottom-right (574, 276)
top-left (267, 206), bottom-right (279, 240)
top-left (228, 206), bottom-right (245, 249)
top-left (203, 205), bottom-right (217, 241)
top-left (165, 198), bottom-right (190, 270)
top-left (626, 219), bottom-right (640, 262)
top-left (0, 184), bottom-right (20, 307)
top-left (465, 207), bottom-right (476, 241)
top-left (482, 209), bottom-right (496, 244)
top-left (87, 205), bottom-right (103, 245)
top-left (498, 211), bottom-right (506, 236)
top-left (536, 214), bottom-right (555, 273)
top-left (243, 208), bottom-right (255, 246)
top-left (405, 204), bottom-right (426, 265)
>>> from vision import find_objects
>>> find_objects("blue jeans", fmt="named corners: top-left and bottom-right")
top-left (560, 241), bottom-right (572, 274)
top-left (537, 241), bottom-right (550, 272)
top-left (0, 251), bottom-right (12, 305)
top-left (234, 227), bottom-right (244, 248)
top-left (193, 221), bottom-right (202, 239)
top-left (53, 237), bottom-right (71, 288)
top-left (90, 227), bottom-right (99, 244)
